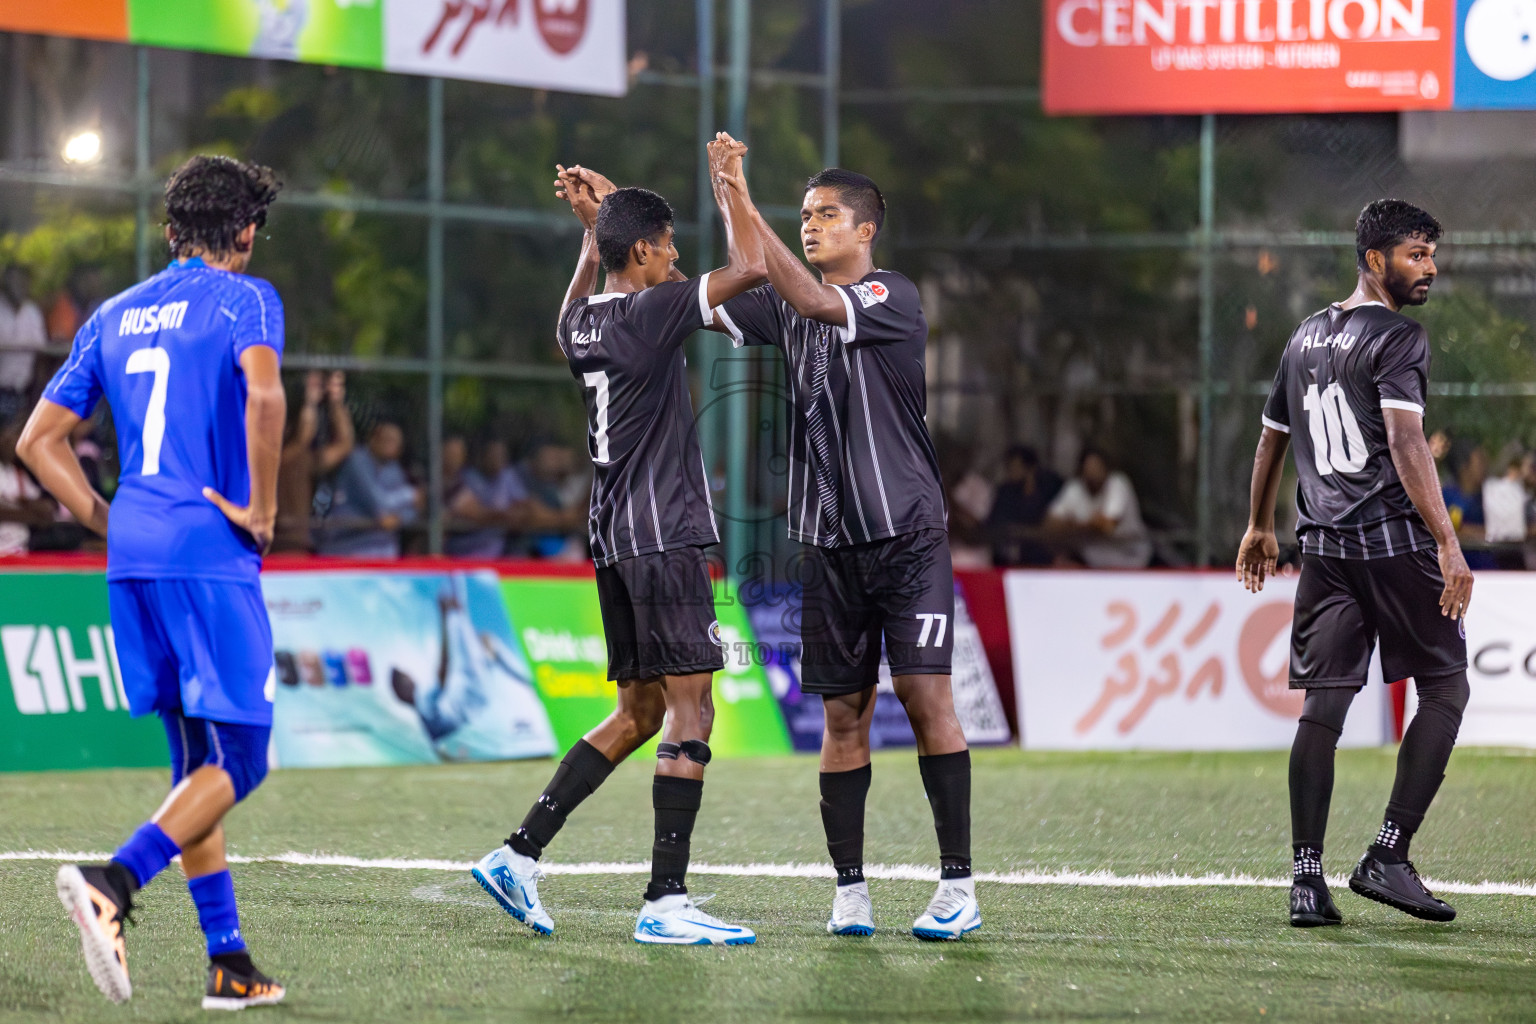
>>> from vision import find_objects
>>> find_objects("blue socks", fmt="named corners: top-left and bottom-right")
top-left (187, 870), bottom-right (247, 957)
top-left (111, 822), bottom-right (181, 889)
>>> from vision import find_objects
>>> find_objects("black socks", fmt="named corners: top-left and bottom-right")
top-left (1377, 671), bottom-right (1470, 861)
top-left (819, 764), bottom-right (872, 886)
top-left (210, 951), bottom-right (255, 975)
top-left (645, 776), bottom-right (704, 902)
top-left (508, 739), bottom-right (616, 860)
top-left (1288, 687), bottom-right (1356, 852)
top-left (918, 751), bottom-right (973, 879)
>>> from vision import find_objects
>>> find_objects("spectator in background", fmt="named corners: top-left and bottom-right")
top-left (0, 418), bottom-right (52, 555)
top-left (988, 445), bottom-right (1062, 567)
top-left (316, 420), bottom-right (421, 558)
top-left (443, 436), bottom-right (511, 558)
top-left (940, 443), bottom-right (994, 569)
top-left (0, 266), bottom-right (46, 423)
top-left (516, 438), bottom-right (586, 559)
top-left (1442, 439), bottom-right (1495, 570)
top-left (1429, 428), bottom-right (1453, 486)
top-left (1045, 447), bottom-right (1152, 569)
top-left (273, 370), bottom-right (354, 553)
top-left (1483, 448), bottom-right (1530, 569)
top-left (45, 264), bottom-right (107, 343)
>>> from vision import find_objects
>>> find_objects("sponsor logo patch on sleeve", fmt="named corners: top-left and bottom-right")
top-left (849, 281), bottom-right (890, 308)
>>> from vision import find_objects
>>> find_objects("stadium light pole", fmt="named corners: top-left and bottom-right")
top-left (822, 0), bottom-right (840, 168)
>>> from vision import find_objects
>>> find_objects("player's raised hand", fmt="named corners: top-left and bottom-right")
top-left (708, 133), bottom-right (749, 195)
top-left (1235, 526), bottom-right (1279, 593)
top-left (202, 486), bottom-right (275, 555)
top-left (1437, 544), bottom-right (1474, 619)
top-left (572, 165), bottom-right (618, 202)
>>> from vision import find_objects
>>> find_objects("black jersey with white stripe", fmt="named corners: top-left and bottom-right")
top-left (714, 270), bottom-right (947, 548)
top-left (558, 276), bottom-right (718, 567)
top-left (1262, 301), bottom-right (1437, 560)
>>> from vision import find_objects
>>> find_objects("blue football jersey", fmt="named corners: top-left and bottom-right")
top-left (43, 258), bottom-right (284, 584)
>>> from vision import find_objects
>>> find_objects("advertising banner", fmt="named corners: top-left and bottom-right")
top-left (1406, 573), bottom-right (1536, 746)
top-left (0, 573), bottom-right (167, 772)
top-left (1043, 0), bottom-right (1456, 113)
top-left (1005, 571), bottom-right (1387, 750)
top-left (4, 1), bottom-right (626, 97)
top-left (0, 0), bottom-right (129, 40)
top-left (499, 576), bottom-right (793, 758)
top-left (264, 569), bottom-right (558, 767)
top-left (1452, 0), bottom-right (1536, 107)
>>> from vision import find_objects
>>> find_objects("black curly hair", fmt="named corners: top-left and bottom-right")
top-left (805, 168), bottom-right (886, 237)
top-left (594, 187), bottom-right (674, 273)
top-left (1355, 199), bottom-right (1441, 271)
top-left (164, 155), bottom-right (282, 260)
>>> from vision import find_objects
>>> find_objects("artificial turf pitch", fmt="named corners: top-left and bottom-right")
top-left (2, 747), bottom-right (1533, 1022)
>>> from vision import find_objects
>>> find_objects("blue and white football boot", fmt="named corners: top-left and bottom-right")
top-left (911, 877), bottom-right (981, 941)
top-left (826, 881), bottom-right (875, 936)
top-left (471, 845), bottom-right (553, 936)
top-left (633, 894), bottom-right (756, 946)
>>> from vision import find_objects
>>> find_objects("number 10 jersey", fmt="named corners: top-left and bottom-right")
top-left (1261, 301), bottom-right (1437, 560)
top-left (43, 258), bottom-right (284, 584)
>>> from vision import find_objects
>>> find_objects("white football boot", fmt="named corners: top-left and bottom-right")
top-left (826, 881), bottom-right (875, 936)
top-left (471, 845), bottom-right (554, 935)
top-left (633, 894), bottom-right (756, 945)
top-left (911, 877), bottom-right (981, 941)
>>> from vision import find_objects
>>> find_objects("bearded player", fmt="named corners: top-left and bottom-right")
top-left (707, 138), bottom-right (977, 941)
top-left (1238, 199), bottom-right (1474, 928)
top-left (20, 156), bottom-right (287, 1008)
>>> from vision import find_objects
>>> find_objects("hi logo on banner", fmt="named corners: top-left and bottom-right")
top-left (1, 625), bottom-right (128, 715)
top-left (1076, 600), bottom-right (1224, 734)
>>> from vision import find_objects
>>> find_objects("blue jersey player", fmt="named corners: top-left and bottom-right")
top-left (19, 156), bottom-right (288, 1011)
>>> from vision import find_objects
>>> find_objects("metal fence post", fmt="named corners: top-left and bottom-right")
top-left (134, 48), bottom-right (150, 281)
top-left (823, 0), bottom-right (840, 168)
top-left (724, 0), bottom-right (751, 567)
top-left (426, 77), bottom-right (445, 556)
top-left (1196, 113), bottom-right (1215, 568)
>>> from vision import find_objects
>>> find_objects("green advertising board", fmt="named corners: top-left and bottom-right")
top-left (129, 0), bottom-right (383, 68)
top-left (0, 573), bottom-right (168, 772)
top-left (500, 576), bottom-right (791, 758)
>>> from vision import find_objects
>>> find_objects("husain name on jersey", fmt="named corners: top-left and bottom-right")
top-left (557, 275), bottom-right (720, 567)
top-left (1262, 301), bottom-right (1437, 560)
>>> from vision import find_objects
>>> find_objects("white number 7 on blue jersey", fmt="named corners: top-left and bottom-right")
top-left (126, 347), bottom-right (170, 476)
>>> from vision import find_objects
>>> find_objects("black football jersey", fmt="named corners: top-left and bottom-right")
top-left (1262, 301), bottom-right (1437, 560)
top-left (714, 269), bottom-right (947, 548)
top-left (557, 276), bottom-right (718, 566)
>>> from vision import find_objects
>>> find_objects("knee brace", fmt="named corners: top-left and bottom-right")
top-left (1298, 686), bottom-right (1357, 736)
top-left (656, 739), bottom-right (712, 765)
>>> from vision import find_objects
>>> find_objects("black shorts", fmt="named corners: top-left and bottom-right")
top-left (799, 528), bottom-right (954, 696)
top-left (1290, 548), bottom-right (1467, 689)
top-left (595, 546), bottom-right (725, 682)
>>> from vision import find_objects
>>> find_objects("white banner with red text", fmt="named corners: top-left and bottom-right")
top-left (1005, 572), bottom-right (1388, 750)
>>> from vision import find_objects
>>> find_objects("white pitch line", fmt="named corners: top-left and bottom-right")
top-left (3, 850), bottom-right (1534, 898)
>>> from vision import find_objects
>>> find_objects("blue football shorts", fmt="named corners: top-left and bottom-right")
top-left (108, 578), bottom-right (276, 727)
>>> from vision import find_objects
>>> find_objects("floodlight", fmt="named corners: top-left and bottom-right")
top-left (62, 130), bottom-right (103, 165)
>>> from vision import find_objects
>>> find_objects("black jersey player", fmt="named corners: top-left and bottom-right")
top-left (470, 141), bottom-right (767, 945)
top-left (707, 138), bottom-right (977, 941)
top-left (1238, 199), bottom-right (1474, 927)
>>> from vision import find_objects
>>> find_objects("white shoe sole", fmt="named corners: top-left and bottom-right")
top-left (912, 915), bottom-right (982, 942)
top-left (828, 920), bottom-right (875, 936)
top-left (202, 992), bottom-right (286, 1011)
top-left (55, 866), bottom-right (131, 1004)
top-left (633, 931), bottom-right (756, 946)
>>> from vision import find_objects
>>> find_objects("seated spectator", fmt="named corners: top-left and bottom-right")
top-left (516, 439), bottom-right (587, 559)
top-left (1442, 440), bottom-right (1494, 570)
top-left (988, 445), bottom-right (1063, 567)
top-left (0, 265), bottom-right (46, 424)
top-left (315, 420), bottom-right (421, 558)
top-left (0, 418), bottom-right (53, 555)
top-left (1484, 449), bottom-right (1530, 569)
top-left (1045, 447), bottom-right (1152, 569)
top-left (443, 436), bottom-right (512, 558)
top-left (273, 371), bottom-right (354, 553)
top-left (941, 444), bottom-right (994, 569)
top-left (1428, 428), bottom-right (1453, 487)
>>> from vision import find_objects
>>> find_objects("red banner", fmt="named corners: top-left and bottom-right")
top-left (0, 0), bottom-right (127, 41)
top-left (1043, 0), bottom-right (1455, 114)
